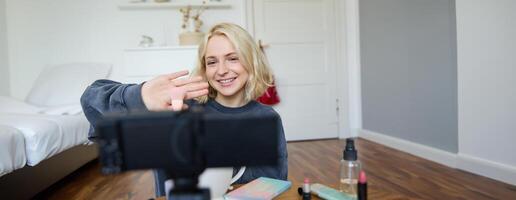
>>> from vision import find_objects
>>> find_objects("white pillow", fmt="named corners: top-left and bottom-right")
top-left (25, 63), bottom-right (112, 106)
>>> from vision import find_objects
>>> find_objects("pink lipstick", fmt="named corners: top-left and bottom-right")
top-left (358, 171), bottom-right (367, 200)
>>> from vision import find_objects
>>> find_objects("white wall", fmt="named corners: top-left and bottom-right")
top-left (456, 0), bottom-right (516, 184)
top-left (0, 0), bottom-right (9, 96)
top-left (6, 0), bottom-right (245, 99)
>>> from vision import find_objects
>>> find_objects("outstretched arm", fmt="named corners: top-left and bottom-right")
top-left (80, 79), bottom-right (144, 140)
top-left (80, 70), bottom-right (209, 140)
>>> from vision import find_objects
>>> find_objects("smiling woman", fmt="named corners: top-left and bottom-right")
top-left (184, 22), bottom-right (287, 185)
top-left (192, 23), bottom-right (273, 107)
top-left (155, 22), bottom-right (288, 196)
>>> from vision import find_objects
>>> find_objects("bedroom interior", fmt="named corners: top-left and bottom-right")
top-left (1, 0), bottom-right (515, 199)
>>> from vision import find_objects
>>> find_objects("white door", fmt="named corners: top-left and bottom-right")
top-left (252, 0), bottom-right (339, 141)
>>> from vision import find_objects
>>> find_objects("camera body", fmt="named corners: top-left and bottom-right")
top-left (95, 106), bottom-right (280, 178)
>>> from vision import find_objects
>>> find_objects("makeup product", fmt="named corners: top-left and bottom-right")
top-left (357, 171), bottom-right (367, 200)
top-left (340, 138), bottom-right (361, 196)
top-left (302, 178), bottom-right (311, 200)
top-left (224, 177), bottom-right (291, 200)
top-left (311, 183), bottom-right (355, 200)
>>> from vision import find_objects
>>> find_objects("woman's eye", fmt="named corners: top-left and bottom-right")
top-left (206, 61), bottom-right (216, 66)
top-left (228, 57), bottom-right (239, 62)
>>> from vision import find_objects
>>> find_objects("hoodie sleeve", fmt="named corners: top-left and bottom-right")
top-left (80, 79), bottom-right (147, 140)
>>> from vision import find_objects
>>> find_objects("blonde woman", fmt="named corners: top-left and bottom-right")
top-left (190, 22), bottom-right (288, 183)
top-left (168, 22), bottom-right (287, 186)
top-left (80, 23), bottom-right (287, 197)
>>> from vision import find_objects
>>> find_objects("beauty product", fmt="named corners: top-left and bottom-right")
top-left (357, 171), bottom-right (367, 200)
top-left (302, 178), bottom-right (311, 200)
top-left (311, 183), bottom-right (355, 200)
top-left (224, 177), bottom-right (291, 200)
top-left (339, 138), bottom-right (361, 197)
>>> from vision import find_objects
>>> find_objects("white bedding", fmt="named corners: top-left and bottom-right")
top-left (0, 125), bottom-right (27, 176)
top-left (0, 96), bottom-right (83, 115)
top-left (0, 113), bottom-right (90, 166)
top-left (0, 96), bottom-right (43, 114)
top-left (0, 96), bottom-right (90, 168)
top-left (0, 62), bottom-right (108, 177)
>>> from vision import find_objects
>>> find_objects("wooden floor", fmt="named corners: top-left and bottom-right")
top-left (37, 138), bottom-right (516, 199)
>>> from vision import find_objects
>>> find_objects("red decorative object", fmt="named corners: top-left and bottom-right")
top-left (257, 43), bottom-right (280, 105)
top-left (257, 82), bottom-right (280, 105)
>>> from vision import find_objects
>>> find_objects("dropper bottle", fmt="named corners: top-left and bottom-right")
top-left (339, 138), bottom-right (361, 197)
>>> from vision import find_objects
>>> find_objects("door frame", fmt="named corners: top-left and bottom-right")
top-left (243, 0), bottom-right (362, 139)
top-left (340, 0), bottom-right (363, 138)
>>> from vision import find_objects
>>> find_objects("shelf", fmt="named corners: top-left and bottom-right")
top-left (118, 1), bottom-right (231, 10)
top-left (125, 45), bottom-right (198, 51)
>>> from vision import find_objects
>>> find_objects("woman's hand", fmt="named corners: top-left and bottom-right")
top-left (141, 70), bottom-right (209, 111)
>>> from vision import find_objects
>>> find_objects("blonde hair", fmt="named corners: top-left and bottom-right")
top-left (192, 22), bottom-right (273, 104)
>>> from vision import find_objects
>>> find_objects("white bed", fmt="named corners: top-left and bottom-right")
top-left (0, 113), bottom-right (90, 166)
top-left (0, 125), bottom-right (26, 176)
top-left (0, 96), bottom-right (90, 166)
top-left (0, 62), bottom-right (110, 199)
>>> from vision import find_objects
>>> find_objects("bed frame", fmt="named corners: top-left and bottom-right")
top-left (0, 144), bottom-right (98, 199)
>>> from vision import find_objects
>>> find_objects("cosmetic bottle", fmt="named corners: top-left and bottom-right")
top-left (339, 138), bottom-right (361, 197)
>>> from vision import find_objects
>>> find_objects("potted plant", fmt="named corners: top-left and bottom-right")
top-left (179, 2), bottom-right (206, 45)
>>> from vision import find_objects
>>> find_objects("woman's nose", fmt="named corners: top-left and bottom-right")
top-left (216, 62), bottom-right (229, 75)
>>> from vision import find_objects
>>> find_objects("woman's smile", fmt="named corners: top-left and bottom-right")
top-left (217, 77), bottom-right (237, 86)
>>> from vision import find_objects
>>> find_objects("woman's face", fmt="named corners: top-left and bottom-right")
top-left (204, 35), bottom-right (249, 100)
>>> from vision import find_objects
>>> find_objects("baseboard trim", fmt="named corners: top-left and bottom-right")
top-left (358, 129), bottom-right (457, 168)
top-left (358, 129), bottom-right (516, 186)
top-left (457, 153), bottom-right (516, 186)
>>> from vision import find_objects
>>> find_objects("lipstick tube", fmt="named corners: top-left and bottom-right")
top-left (302, 178), bottom-right (311, 200)
top-left (357, 171), bottom-right (367, 200)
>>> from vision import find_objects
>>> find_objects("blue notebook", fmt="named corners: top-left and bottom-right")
top-left (224, 177), bottom-right (291, 200)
